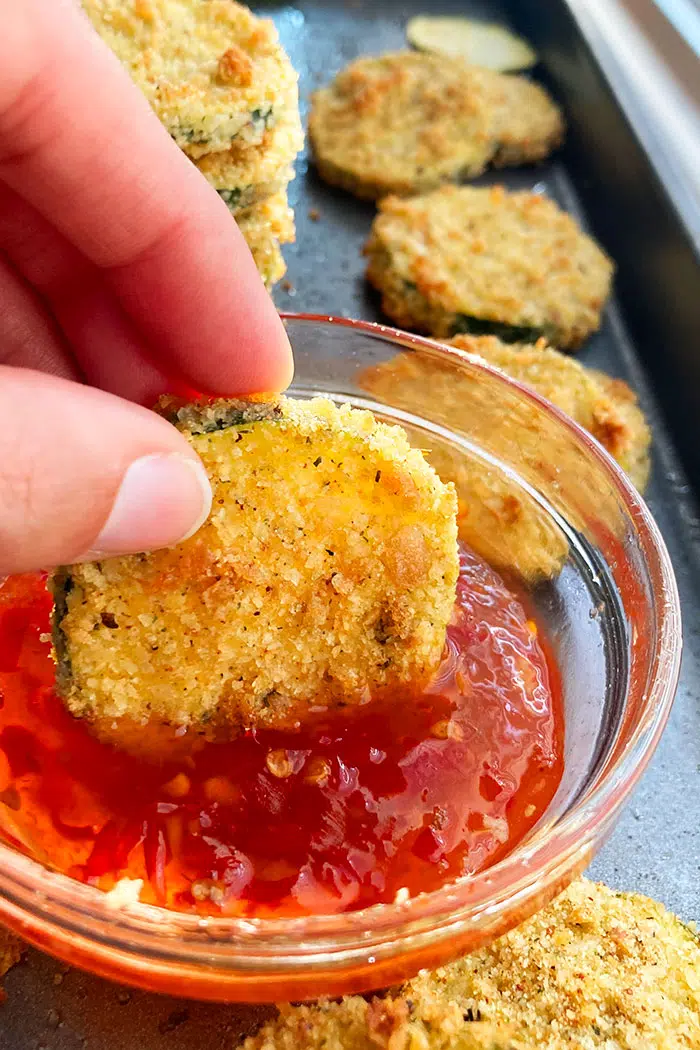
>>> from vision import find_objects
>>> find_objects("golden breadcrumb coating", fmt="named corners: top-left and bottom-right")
top-left (81, 0), bottom-right (298, 157)
top-left (362, 347), bottom-right (569, 582)
top-left (235, 191), bottom-right (295, 287)
top-left (365, 185), bottom-right (614, 349)
top-left (246, 236), bottom-right (286, 289)
top-left (361, 356), bottom-right (569, 582)
top-left (478, 67), bottom-right (565, 168)
top-left (52, 397), bottom-right (458, 744)
top-left (589, 370), bottom-right (652, 493)
top-left (243, 879), bottom-right (700, 1050)
top-left (445, 335), bottom-right (651, 491)
top-left (194, 90), bottom-right (304, 211)
top-left (361, 339), bottom-right (645, 580)
top-left (309, 52), bottom-right (492, 200)
top-left (309, 52), bottom-right (563, 200)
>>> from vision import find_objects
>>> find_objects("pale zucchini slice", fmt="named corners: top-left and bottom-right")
top-left (407, 16), bottom-right (537, 73)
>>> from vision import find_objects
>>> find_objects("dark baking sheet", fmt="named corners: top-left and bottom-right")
top-left (3, 2), bottom-right (700, 1046)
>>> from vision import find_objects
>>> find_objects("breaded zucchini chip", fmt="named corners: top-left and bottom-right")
top-left (361, 350), bottom-right (569, 583)
top-left (235, 191), bottom-right (295, 287)
top-left (443, 336), bottom-right (650, 491)
top-left (589, 370), bottom-right (652, 493)
top-left (361, 338), bottom-right (650, 580)
top-left (366, 186), bottom-right (613, 350)
top-left (52, 397), bottom-right (458, 741)
top-left (81, 0), bottom-right (298, 157)
top-left (308, 52), bottom-right (563, 200)
top-left (243, 879), bottom-right (700, 1050)
top-left (195, 91), bottom-right (304, 213)
top-left (479, 66), bottom-right (565, 168)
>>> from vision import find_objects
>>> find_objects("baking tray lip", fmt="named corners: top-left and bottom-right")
top-left (514, 0), bottom-right (700, 493)
top-left (542, 0), bottom-right (700, 257)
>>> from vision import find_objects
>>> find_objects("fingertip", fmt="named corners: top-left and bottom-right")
top-left (273, 320), bottom-right (295, 393)
top-left (193, 290), bottom-right (294, 397)
top-left (0, 368), bottom-right (221, 574)
top-left (243, 313), bottom-right (294, 395)
top-left (218, 233), bottom-right (295, 395)
top-left (83, 452), bottom-right (213, 558)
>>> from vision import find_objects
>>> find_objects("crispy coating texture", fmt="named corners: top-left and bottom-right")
top-left (446, 336), bottom-right (651, 491)
top-left (246, 236), bottom-right (286, 289)
top-left (82, 0), bottom-right (298, 157)
top-left (361, 351), bottom-right (568, 583)
top-left (309, 52), bottom-right (563, 200)
top-left (195, 90), bottom-right (304, 211)
top-left (361, 339), bottom-right (648, 581)
top-left (243, 879), bottom-right (700, 1050)
top-left (589, 370), bottom-right (652, 493)
top-left (52, 397), bottom-right (458, 742)
top-left (483, 70), bottom-right (564, 169)
top-left (365, 185), bottom-right (614, 349)
top-left (309, 52), bottom-right (492, 200)
top-left (235, 191), bottom-right (295, 287)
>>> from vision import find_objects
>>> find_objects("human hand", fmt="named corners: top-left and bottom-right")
top-left (0, 0), bottom-right (293, 575)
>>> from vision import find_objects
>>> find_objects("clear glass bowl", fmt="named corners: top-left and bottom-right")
top-left (0, 315), bottom-right (681, 1001)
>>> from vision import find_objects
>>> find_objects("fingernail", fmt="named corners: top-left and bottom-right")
top-left (87, 454), bottom-right (212, 557)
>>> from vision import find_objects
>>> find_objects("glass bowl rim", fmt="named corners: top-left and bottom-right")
top-left (0, 314), bottom-right (682, 967)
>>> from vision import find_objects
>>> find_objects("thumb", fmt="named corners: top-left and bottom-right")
top-left (0, 367), bottom-right (212, 574)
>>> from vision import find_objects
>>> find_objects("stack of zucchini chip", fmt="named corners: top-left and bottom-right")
top-left (83, 0), bottom-right (303, 287)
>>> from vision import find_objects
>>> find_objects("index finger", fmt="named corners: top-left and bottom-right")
top-left (0, 0), bottom-right (293, 395)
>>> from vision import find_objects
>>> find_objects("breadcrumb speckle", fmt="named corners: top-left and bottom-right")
top-left (241, 880), bottom-right (700, 1050)
top-left (52, 396), bottom-right (458, 745)
top-left (103, 878), bottom-right (144, 908)
top-left (364, 184), bottom-right (613, 349)
top-left (217, 45), bottom-right (254, 88)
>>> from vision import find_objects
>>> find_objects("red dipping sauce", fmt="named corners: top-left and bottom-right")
top-left (0, 548), bottom-right (563, 917)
